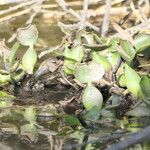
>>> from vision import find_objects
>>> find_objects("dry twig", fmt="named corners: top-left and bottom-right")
top-left (101, 0), bottom-right (112, 36)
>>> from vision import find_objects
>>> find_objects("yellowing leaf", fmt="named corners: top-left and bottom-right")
top-left (124, 64), bottom-right (141, 98)
top-left (22, 46), bottom-right (37, 74)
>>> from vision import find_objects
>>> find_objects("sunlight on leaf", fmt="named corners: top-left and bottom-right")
top-left (17, 24), bottom-right (38, 46)
top-left (82, 85), bottom-right (103, 110)
top-left (74, 61), bottom-right (105, 84)
top-left (0, 73), bottom-right (10, 84)
top-left (120, 39), bottom-right (136, 62)
top-left (124, 64), bottom-right (141, 98)
top-left (22, 46), bottom-right (37, 74)
top-left (92, 51), bottom-right (112, 71)
top-left (106, 52), bottom-right (121, 71)
top-left (118, 73), bottom-right (126, 87)
top-left (134, 33), bottom-right (150, 53)
top-left (64, 45), bottom-right (84, 62)
top-left (0, 91), bottom-right (15, 100)
top-left (64, 59), bottom-right (76, 75)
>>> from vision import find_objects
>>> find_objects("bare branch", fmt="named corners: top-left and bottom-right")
top-left (80, 0), bottom-right (89, 29)
top-left (101, 0), bottom-right (112, 36)
top-left (56, 0), bottom-right (99, 32)
top-left (105, 126), bottom-right (150, 150)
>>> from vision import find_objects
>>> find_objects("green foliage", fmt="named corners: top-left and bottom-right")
top-left (22, 46), bottom-right (37, 74)
top-left (140, 75), bottom-right (150, 105)
top-left (24, 106), bottom-right (36, 123)
top-left (82, 85), bottom-right (103, 110)
top-left (92, 51), bottom-right (112, 71)
top-left (64, 115), bottom-right (80, 126)
top-left (106, 52), bottom-right (121, 71)
top-left (74, 61), bottom-right (105, 84)
top-left (134, 33), bottom-right (150, 53)
top-left (0, 73), bottom-right (10, 84)
top-left (64, 45), bottom-right (84, 62)
top-left (0, 91), bottom-right (15, 108)
top-left (9, 42), bottom-right (20, 67)
top-left (120, 39), bottom-right (136, 62)
top-left (124, 64), bottom-right (141, 98)
top-left (118, 73), bottom-right (126, 87)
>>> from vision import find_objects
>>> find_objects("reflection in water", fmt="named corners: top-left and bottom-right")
top-left (0, 106), bottom-right (150, 150)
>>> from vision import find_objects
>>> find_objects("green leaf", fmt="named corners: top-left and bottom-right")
top-left (81, 32), bottom-right (94, 44)
top-left (140, 75), bottom-right (150, 105)
top-left (13, 70), bottom-right (25, 82)
top-left (9, 42), bottom-right (20, 67)
top-left (17, 24), bottom-right (38, 46)
top-left (118, 73), bottom-right (126, 87)
top-left (0, 101), bottom-right (7, 108)
top-left (24, 106), bottom-right (36, 123)
top-left (120, 39), bottom-right (136, 62)
top-left (64, 59), bottom-right (76, 71)
top-left (0, 73), bottom-right (10, 84)
top-left (108, 37), bottom-right (119, 52)
top-left (93, 34), bottom-right (107, 44)
top-left (82, 85), bottom-right (103, 110)
top-left (106, 52), bottom-right (121, 71)
top-left (0, 91), bottom-right (15, 108)
top-left (64, 66), bottom-right (74, 75)
top-left (92, 52), bottom-right (112, 71)
top-left (64, 45), bottom-right (84, 62)
top-left (124, 64), bottom-right (141, 98)
top-left (0, 91), bottom-right (15, 101)
top-left (74, 61), bottom-right (105, 84)
top-left (134, 33), bottom-right (150, 53)
top-left (22, 46), bottom-right (37, 74)
top-left (64, 115), bottom-right (80, 126)
top-left (64, 59), bottom-right (76, 75)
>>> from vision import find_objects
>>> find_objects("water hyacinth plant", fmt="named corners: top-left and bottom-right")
top-left (17, 24), bottom-right (38, 74)
top-left (74, 61), bottom-right (104, 113)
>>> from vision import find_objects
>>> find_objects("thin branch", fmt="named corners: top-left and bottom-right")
top-left (80, 0), bottom-right (89, 29)
top-left (105, 126), bottom-right (150, 150)
top-left (0, 0), bottom-right (30, 5)
top-left (56, 0), bottom-right (99, 32)
top-left (0, 0), bottom-right (37, 16)
top-left (101, 0), bottom-right (112, 36)
top-left (25, 0), bottom-right (43, 25)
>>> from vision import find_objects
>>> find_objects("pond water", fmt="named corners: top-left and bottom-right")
top-left (0, 0), bottom-right (150, 150)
